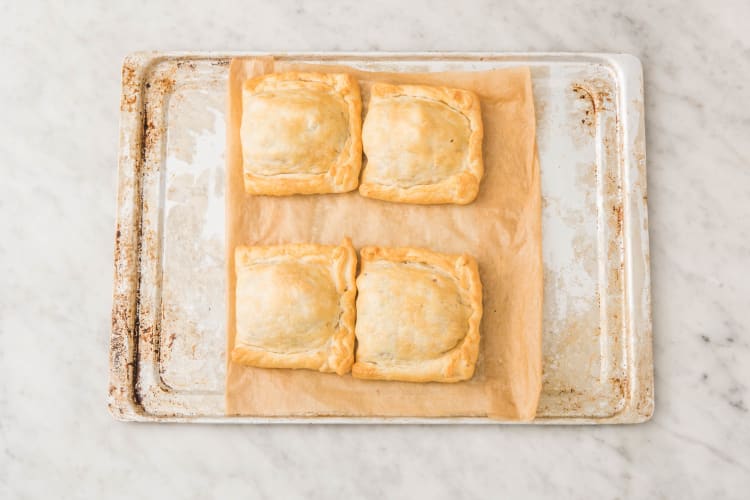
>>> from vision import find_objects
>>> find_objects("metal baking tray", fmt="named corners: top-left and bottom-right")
top-left (109, 52), bottom-right (653, 423)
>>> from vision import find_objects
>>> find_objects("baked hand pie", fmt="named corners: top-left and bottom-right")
top-left (359, 83), bottom-right (484, 205)
top-left (232, 238), bottom-right (357, 375)
top-left (352, 246), bottom-right (483, 383)
top-left (240, 72), bottom-right (362, 196)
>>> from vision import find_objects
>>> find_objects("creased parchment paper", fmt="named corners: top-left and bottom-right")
top-left (225, 58), bottom-right (542, 420)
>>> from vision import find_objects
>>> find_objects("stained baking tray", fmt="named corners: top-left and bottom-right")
top-left (109, 52), bottom-right (653, 423)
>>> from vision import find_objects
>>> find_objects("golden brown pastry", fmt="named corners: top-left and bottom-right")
top-left (359, 83), bottom-right (484, 205)
top-left (240, 72), bottom-right (362, 195)
top-left (352, 246), bottom-right (483, 382)
top-left (232, 238), bottom-right (357, 375)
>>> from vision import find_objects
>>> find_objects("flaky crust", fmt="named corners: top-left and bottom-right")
top-left (359, 83), bottom-right (483, 205)
top-left (232, 238), bottom-right (357, 375)
top-left (352, 246), bottom-right (483, 383)
top-left (241, 72), bottom-right (362, 195)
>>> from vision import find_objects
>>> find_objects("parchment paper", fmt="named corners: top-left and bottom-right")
top-left (225, 58), bottom-right (542, 420)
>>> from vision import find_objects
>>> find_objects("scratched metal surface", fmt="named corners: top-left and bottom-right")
top-left (109, 52), bottom-right (653, 423)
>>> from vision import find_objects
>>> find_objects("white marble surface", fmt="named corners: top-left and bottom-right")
top-left (1, 0), bottom-right (749, 498)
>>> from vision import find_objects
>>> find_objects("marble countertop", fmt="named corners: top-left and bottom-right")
top-left (2, 0), bottom-right (748, 498)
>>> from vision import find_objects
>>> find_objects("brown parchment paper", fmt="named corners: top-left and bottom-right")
top-left (225, 58), bottom-right (542, 420)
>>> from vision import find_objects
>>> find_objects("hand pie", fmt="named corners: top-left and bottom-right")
top-left (240, 72), bottom-right (362, 196)
top-left (360, 83), bottom-right (484, 205)
top-left (232, 238), bottom-right (357, 375)
top-left (352, 246), bottom-right (483, 383)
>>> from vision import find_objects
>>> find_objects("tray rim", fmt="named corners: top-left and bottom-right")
top-left (109, 51), bottom-right (653, 424)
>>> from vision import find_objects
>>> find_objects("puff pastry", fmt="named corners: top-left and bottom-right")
top-left (360, 83), bottom-right (484, 205)
top-left (240, 72), bottom-right (362, 195)
top-left (352, 246), bottom-right (483, 383)
top-left (232, 238), bottom-right (357, 375)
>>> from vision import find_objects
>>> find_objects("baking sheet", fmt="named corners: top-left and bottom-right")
top-left (225, 59), bottom-right (541, 420)
top-left (109, 52), bottom-right (653, 423)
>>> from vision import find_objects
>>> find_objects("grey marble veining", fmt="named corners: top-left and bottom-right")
top-left (1, 0), bottom-right (749, 498)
